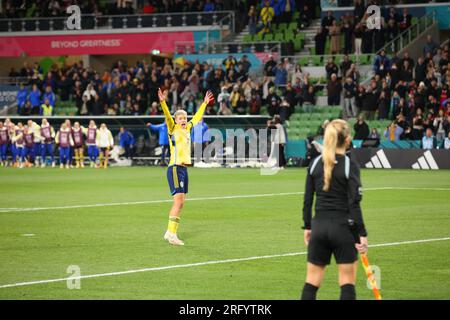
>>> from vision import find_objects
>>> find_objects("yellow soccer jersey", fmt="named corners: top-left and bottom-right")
top-left (161, 100), bottom-right (207, 166)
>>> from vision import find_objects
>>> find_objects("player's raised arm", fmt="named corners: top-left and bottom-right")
top-left (158, 88), bottom-right (175, 131)
top-left (190, 91), bottom-right (213, 127)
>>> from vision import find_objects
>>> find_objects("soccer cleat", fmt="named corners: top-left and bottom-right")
top-left (163, 231), bottom-right (185, 246)
top-left (60, 164), bottom-right (64, 169)
top-left (66, 164), bottom-right (70, 169)
top-left (41, 163), bottom-right (46, 168)
top-left (52, 161), bottom-right (56, 168)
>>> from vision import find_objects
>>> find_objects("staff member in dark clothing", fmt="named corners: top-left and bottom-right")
top-left (301, 119), bottom-right (368, 300)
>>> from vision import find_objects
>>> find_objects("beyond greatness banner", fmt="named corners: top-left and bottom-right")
top-left (0, 32), bottom-right (195, 57)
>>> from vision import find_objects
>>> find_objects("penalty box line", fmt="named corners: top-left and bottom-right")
top-left (0, 236), bottom-right (450, 289)
top-left (1, 187), bottom-right (450, 214)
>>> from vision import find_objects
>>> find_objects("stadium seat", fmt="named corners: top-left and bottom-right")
top-left (278, 23), bottom-right (288, 31)
top-left (243, 34), bottom-right (252, 43)
top-left (274, 32), bottom-right (284, 42)
top-left (288, 22), bottom-right (297, 31)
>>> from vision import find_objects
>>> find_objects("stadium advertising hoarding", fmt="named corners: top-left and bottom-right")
top-left (174, 52), bottom-right (280, 72)
top-left (0, 85), bottom-right (18, 111)
top-left (352, 148), bottom-right (450, 170)
top-left (0, 31), bottom-right (207, 57)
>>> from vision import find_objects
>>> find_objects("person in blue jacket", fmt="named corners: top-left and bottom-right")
top-left (28, 84), bottom-right (41, 115)
top-left (42, 85), bottom-right (56, 108)
top-left (191, 117), bottom-right (210, 163)
top-left (118, 127), bottom-right (135, 159)
top-left (147, 121), bottom-right (170, 165)
top-left (16, 84), bottom-right (28, 115)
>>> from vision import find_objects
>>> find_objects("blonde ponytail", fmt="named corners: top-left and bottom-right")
top-left (323, 124), bottom-right (338, 191)
top-left (322, 119), bottom-right (350, 192)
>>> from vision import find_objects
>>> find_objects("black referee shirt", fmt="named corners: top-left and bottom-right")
top-left (302, 154), bottom-right (368, 237)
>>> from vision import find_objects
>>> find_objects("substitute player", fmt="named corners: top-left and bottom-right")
top-left (97, 123), bottom-right (114, 169)
top-left (12, 122), bottom-right (25, 168)
top-left (301, 119), bottom-right (368, 300)
top-left (8, 121), bottom-right (17, 167)
top-left (23, 126), bottom-right (35, 167)
top-left (72, 122), bottom-right (85, 168)
top-left (0, 121), bottom-right (9, 167)
top-left (40, 118), bottom-right (56, 168)
top-left (27, 120), bottom-right (41, 167)
top-left (55, 123), bottom-right (74, 169)
top-left (84, 120), bottom-right (99, 168)
top-left (158, 88), bottom-right (214, 246)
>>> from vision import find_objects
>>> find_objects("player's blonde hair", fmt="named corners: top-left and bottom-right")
top-left (174, 109), bottom-right (188, 119)
top-left (322, 119), bottom-right (350, 192)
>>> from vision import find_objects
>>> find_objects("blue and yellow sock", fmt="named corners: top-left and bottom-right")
top-left (167, 216), bottom-right (180, 234)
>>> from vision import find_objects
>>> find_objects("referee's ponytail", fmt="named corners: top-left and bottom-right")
top-left (322, 120), bottom-right (350, 191)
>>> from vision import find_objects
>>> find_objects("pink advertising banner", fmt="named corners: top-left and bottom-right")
top-left (0, 32), bottom-right (194, 57)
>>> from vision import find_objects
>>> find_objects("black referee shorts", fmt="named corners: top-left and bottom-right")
top-left (307, 217), bottom-right (358, 265)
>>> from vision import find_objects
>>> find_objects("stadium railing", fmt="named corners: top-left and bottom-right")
top-left (359, 11), bottom-right (437, 87)
top-left (174, 40), bottom-right (281, 55)
top-left (377, 11), bottom-right (437, 56)
top-left (0, 11), bottom-right (235, 32)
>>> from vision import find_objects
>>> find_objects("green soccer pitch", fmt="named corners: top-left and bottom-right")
top-left (0, 167), bottom-right (449, 300)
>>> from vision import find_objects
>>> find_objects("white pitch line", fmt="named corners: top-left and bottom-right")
top-left (0, 236), bottom-right (449, 290)
top-left (0, 192), bottom-right (303, 213)
top-left (0, 187), bottom-right (449, 214)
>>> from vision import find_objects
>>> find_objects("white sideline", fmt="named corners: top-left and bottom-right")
top-left (1, 187), bottom-right (449, 214)
top-left (0, 237), bottom-right (449, 289)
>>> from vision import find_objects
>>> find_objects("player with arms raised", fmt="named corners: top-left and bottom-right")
top-left (159, 88), bottom-right (214, 246)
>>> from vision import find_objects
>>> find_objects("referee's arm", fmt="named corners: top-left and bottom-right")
top-left (302, 167), bottom-right (315, 230)
top-left (348, 160), bottom-right (367, 237)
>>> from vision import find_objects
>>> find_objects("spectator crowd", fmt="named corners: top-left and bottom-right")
top-left (1, 0), bottom-right (247, 18)
top-left (315, 3), bottom-right (423, 56)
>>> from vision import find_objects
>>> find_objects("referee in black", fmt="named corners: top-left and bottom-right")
top-left (301, 119), bottom-right (368, 300)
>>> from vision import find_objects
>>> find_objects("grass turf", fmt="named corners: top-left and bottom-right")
top-left (0, 167), bottom-right (449, 300)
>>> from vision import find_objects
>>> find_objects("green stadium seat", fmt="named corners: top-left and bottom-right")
top-left (278, 23), bottom-right (288, 31)
top-left (298, 56), bottom-right (310, 67)
top-left (312, 56), bottom-right (322, 66)
top-left (284, 32), bottom-right (295, 41)
top-left (294, 38), bottom-right (302, 51)
top-left (265, 33), bottom-right (274, 41)
top-left (288, 22), bottom-right (297, 31)
top-left (243, 34), bottom-right (252, 43)
top-left (274, 32), bottom-right (284, 42)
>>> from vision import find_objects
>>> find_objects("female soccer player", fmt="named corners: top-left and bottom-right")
top-left (55, 123), bottom-right (74, 169)
top-left (158, 88), bottom-right (214, 246)
top-left (0, 121), bottom-right (9, 167)
top-left (23, 126), bottom-right (35, 167)
top-left (12, 122), bottom-right (25, 168)
top-left (40, 119), bottom-right (55, 168)
top-left (7, 121), bottom-right (17, 167)
top-left (27, 120), bottom-right (41, 167)
top-left (301, 119), bottom-right (368, 300)
top-left (72, 122), bottom-right (85, 168)
top-left (84, 120), bottom-right (99, 168)
top-left (97, 123), bottom-right (114, 169)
